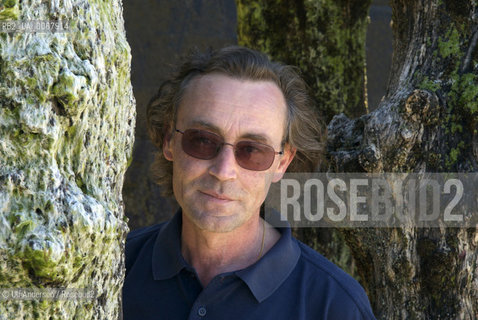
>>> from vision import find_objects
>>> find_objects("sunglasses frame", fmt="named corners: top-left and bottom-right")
top-left (174, 128), bottom-right (284, 171)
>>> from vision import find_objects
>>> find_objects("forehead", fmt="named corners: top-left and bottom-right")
top-left (177, 74), bottom-right (287, 143)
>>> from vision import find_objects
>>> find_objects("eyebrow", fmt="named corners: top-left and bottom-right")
top-left (185, 119), bottom-right (272, 144)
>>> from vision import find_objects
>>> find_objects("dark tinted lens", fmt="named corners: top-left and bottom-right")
top-left (182, 129), bottom-right (222, 159)
top-left (235, 141), bottom-right (275, 171)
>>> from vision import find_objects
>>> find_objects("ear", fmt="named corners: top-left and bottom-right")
top-left (162, 130), bottom-right (174, 161)
top-left (272, 144), bottom-right (296, 183)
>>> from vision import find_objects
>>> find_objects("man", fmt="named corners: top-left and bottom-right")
top-left (123, 46), bottom-right (376, 319)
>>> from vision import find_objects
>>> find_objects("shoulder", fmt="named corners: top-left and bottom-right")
top-left (125, 223), bottom-right (165, 274)
top-left (295, 239), bottom-right (376, 320)
top-left (127, 223), bottom-right (165, 242)
top-left (296, 239), bottom-right (362, 294)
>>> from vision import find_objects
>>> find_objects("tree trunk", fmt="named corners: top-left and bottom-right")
top-left (236, 0), bottom-right (371, 121)
top-left (0, 1), bottom-right (135, 319)
top-left (327, 0), bottom-right (478, 318)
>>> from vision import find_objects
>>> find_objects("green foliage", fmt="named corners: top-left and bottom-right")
top-left (451, 73), bottom-right (478, 114)
top-left (418, 76), bottom-right (441, 92)
top-left (443, 68), bottom-right (477, 171)
top-left (416, 19), bottom-right (478, 171)
top-left (438, 28), bottom-right (461, 59)
top-left (436, 24), bottom-right (477, 116)
top-left (448, 147), bottom-right (459, 165)
top-left (450, 121), bottom-right (462, 134)
top-left (445, 141), bottom-right (465, 168)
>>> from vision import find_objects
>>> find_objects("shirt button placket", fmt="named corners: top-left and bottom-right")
top-left (198, 306), bottom-right (207, 317)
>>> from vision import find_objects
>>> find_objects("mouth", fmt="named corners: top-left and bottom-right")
top-left (199, 190), bottom-right (235, 201)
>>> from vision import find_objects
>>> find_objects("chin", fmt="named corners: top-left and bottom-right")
top-left (186, 208), bottom-right (246, 233)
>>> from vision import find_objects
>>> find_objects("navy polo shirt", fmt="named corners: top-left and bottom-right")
top-left (123, 211), bottom-right (376, 319)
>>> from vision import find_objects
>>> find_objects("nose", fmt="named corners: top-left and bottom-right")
top-left (208, 143), bottom-right (238, 181)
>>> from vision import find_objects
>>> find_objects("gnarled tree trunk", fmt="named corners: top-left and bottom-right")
top-left (328, 1), bottom-right (478, 318)
top-left (0, 0), bottom-right (135, 319)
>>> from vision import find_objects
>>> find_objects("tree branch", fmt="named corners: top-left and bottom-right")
top-left (461, 25), bottom-right (478, 74)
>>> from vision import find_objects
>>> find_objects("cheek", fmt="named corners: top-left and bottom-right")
top-left (171, 153), bottom-right (210, 190)
top-left (244, 172), bottom-right (274, 199)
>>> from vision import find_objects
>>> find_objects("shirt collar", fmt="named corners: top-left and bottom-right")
top-left (152, 211), bottom-right (187, 280)
top-left (151, 209), bottom-right (301, 303)
top-left (235, 225), bottom-right (300, 303)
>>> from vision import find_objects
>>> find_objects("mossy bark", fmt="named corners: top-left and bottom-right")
top-left (327, 0), bottom-right (478, 318)
top-left (0, 0), bottom-right (135, 319)
top-left (236, 0), bottom-right (371, 121)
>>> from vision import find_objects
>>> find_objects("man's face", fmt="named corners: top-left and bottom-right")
top-left (163, 73), bottom-right (295, 233)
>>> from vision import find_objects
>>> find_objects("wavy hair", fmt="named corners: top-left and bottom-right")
top-left (147, 46), bottom-right (325, 197)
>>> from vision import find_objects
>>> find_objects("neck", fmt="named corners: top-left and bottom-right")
top-left (180, 214), bottom-right (279, 287)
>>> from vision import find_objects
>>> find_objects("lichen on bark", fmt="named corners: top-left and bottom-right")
top-left (0, 0), bottom-right (20, 20)
top-left (0, 0), bottom-right (135, 319)
top-left (327, 0), bottom-right (478, 318)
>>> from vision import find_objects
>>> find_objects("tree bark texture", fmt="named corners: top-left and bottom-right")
top-left (0, 1), bottom-right (135, 319)
top-left (236, 0), bottom-right (371, 121)
top-left (328, 0), bottom-right (478, 318)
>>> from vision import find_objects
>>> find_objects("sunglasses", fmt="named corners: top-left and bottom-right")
top-left (175, 129), bottom-right (283, 171)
